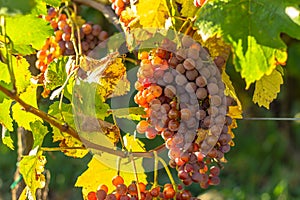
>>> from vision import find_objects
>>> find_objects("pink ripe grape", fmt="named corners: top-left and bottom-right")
top-left (145, 127), bottom-right (158, 139)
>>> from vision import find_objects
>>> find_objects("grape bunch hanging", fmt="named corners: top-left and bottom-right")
top-left (36, 7), bottom-right (109, 73)
top-left (87, 175), bottom-right (200, 200)
top-left (134, 36), bottom-right (235, 189)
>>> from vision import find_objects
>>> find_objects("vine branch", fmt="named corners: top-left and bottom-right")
top-left (0, 84), bottom-right (81, 141)
top-left (0, 84), bottom-right (167, 158)
top-left (72, 0), bottom-right (122, 32)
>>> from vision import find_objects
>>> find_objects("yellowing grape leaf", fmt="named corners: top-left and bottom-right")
top-left (176, 0), bottom-right (198, 17)
top-left (97, 58), bottom-right (130, 99)
top-left (19, 150), bottom-right (46, 200)
top-left (222, 71), bottom-right (242, 119)
top-left (136, 0), bottom-right (169, 28)
top-left (253, 67), bottom-right (284, 109)
top-left (80, 55), bottom-right (130, 100)
top-left (109, 107), bottom-right (146, 121)
top-left (0, 98), bottom-right (13, 131)
top-left (12, 85), bottom-right (42, 130)
top-left (1, 126), bottom-right (14, 150)
top-left (13, 56), bottom-right (31, 94)
top-left (123, 133), bottom-right (146, 152)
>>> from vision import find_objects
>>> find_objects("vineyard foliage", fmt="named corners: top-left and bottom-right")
top-left (0, 0), bottom-right (299, 199)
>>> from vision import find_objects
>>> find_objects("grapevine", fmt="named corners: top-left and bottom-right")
top-left (0, 0), bottom-right (297, 199)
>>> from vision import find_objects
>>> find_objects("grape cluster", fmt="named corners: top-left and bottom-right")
top-left (36, 7), bottom-right (109, 73)
top-left (134, 35), bottom-right (235, 188)
top-left (109, 0), bottom-right (131, 16)
top-left (87, 175), bottom-right (200, 200)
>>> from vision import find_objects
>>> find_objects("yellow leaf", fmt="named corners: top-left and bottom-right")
top-left (58, 136), bottom-right (88, 158)
top-left (176, 0), bottom-right (198, 17)
top-left (253, 67), bottom-right (284, 109)
top-left (136, 0), bottom-right (169, 28)
top-left (76, 154), bottom-right (147, 199)
top-left (19, 151), bottom-right (46, 200)
top-left (80, 55), bottom-right (130, 100)
top-left (222, 71), bottom-right (243, 119)
top-left (123, 133), bottom-right (146, 152)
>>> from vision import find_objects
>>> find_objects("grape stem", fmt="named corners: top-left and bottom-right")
top-left (153, 151), bottom-right (158, 187)
top-left (0, 16), bottom-right (16, 94)
top-left (72, 0), bottom-right (122, 32)
top-left (41, 146), bottom-right (85, 151)
top-left (130, 153), bottom-right (141, 200)
top-left (157, 157), bottom-right (176, 191)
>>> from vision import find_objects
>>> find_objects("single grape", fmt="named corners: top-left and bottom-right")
top-left (164, 85), bottom-right (176, 98)
top-left (187, 47), bottom-right (200, 60)
top-left (87, 191), bottom-right (97, 200)
top-left (136, 120), bottom-right (149, 134)
top-left (183, 58), bottom-right (196, 70)
top-left (96, 189), bottom-right (107, 200)
top-left (186, 69), bottom-right (198, 81)
top-left (209, 176), bottom-right (220, 185)
top-left (207, 83), bottom-right (219, 95)
top-left (163, 71), bottom-right (174, 84)
top-left (92, 24), bottom-right (102, 36)
top-left (82, 23), bottom-right (92, 35)
top-left (116, 183), bottom-right (128, 195)
top-left (163, 186), bottom-right (175, 199)
top-left (127, 182), bottom-right (138, 196)
top-left (181, 35), bottom-right (194, 48)
top-left (112, 175), bottom-right (124, 187)
top-left (196, 88), bottom-right (207, 100)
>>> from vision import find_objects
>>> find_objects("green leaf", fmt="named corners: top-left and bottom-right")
top-left (12, 56), bottom-right (31, 93)
top-left (195, 0), bottom-right (300, 88)
top-left (43, 0), bottom-right (61, 7)
top-left (253, 67), bottom-right (284, 109)
top-left (6, 15), bottom-right (53, 55)
top-left (12, 85), bottom-right (42, 130)
top-left (1, 126), bottom-right (14, 150)
top-left (44, 57), bottom-right (68, 91)
top-left (109, 107), bottom-right (145, 121)
top-left (176, 0), bottom-right (198, 17)
top-left (0, 98), bottom-right (13, 131)
top-left (30, 121), bottom-right (48, 148)
top-left (0, 0), bottom-right (36, 15)
top-left (19, 150), bottom-right (46, 200)
top-left (136, 0), bottom-right (170, 28)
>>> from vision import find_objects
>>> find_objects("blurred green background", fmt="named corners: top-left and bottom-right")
top-left (1, 5), bottom-right (300, 200)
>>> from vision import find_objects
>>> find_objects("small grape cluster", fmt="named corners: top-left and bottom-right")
top-left (134, 36), bottom-right (235, 188)
top-left (87, 175), bottom-right (200, 200)
top-left (109, 0), bottom-right (131, 16)
top-left (36, 7), bottom-right (109, 73)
